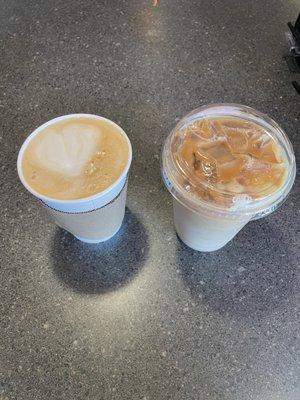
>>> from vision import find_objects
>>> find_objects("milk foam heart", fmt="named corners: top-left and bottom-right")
top-left (34, 124), bottom-right (102, 177)
top-left (35, 123), bottom-right (101, 176)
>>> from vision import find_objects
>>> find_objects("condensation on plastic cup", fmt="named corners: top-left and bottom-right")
top-left (17, 114), bottom-right (132, 243)
top-left (161, 104), bottom-right (296, 252)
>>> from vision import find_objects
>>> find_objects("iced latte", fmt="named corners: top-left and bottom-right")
top-left (162, 104), bottom-right (296, 251)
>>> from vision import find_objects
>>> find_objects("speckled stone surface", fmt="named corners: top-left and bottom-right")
top-left (0, 1), bottom-right (299, 399)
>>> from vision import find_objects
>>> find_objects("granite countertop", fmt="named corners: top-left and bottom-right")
top-left (0, 1), bottom-right (299, 399)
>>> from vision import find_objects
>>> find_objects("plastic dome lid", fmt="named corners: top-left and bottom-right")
top-left (162, 104), bottom-right (296, 219)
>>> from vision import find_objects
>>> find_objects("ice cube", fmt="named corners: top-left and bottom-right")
top-left (218, 157), bottom-right (245, 182)
top-left (180, 140), bottom-right (198, 169)
top-left (237, 160), bottom-right (285, 197)
top-left (218, 118), bottom-right (252, 130)
top-left (193, 119), bottom-right (216, 140)
top-left (225, 179), bottom-right (245, 194)
top-left (204, 140), bottom-right (236, 164)
top-left (223, 127), bottom-right (248, 153)
top-left (248, 132), bottom-right (282, 163)
top-left (193, 150), bottom-right (218, 181)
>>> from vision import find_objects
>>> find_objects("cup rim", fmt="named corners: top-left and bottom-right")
top-left (17, 113), bottom-right (132, 204)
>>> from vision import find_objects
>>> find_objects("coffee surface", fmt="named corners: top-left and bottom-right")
top-left (172, 116), bottom-right (287, 207)
top-left (22, 117), bottom-right (129, 200)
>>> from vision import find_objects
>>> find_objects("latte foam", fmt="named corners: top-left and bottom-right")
top-left (22, 117), bottom-right (129, 200)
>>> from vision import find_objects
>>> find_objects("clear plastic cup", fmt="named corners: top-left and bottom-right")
top-left (17, 114), bottom-right (132, 243)
top-left (161, 104), bottom-right (296, 251)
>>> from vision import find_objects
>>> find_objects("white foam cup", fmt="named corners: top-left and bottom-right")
top-left (17, 114), bottom-right (132, 243)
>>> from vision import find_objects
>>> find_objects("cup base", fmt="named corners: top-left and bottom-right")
top-left (74, 224), bottom-right (122, 243)
top-left (176, 230), bottom-right (228, 252)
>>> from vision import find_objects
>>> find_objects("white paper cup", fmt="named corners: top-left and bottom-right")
top-left (162, 104), bottom-right (296, 252)
top-left (17, 114), bottom-right (132, 243)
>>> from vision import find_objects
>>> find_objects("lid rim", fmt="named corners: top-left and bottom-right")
top-left (162, 159), bottom-right (296, 218)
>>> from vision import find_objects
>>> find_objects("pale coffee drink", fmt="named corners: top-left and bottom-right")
top-left (18, 114), bottom-right (132, 243)
top-left (22, 117), bottom-right (129, 200)
top-left (172, 116), bottom-right (287, 207)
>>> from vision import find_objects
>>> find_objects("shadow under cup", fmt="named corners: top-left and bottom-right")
top-left (17, 114), bottom-right (132, 243)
